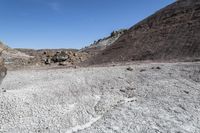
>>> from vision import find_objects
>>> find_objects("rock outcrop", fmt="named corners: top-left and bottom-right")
top-left (87, 0), bottom-right (200, 65)
top-left (0, 64), bottom-right (6, 85)
top-left (80, 29), bottom-right (126, 56)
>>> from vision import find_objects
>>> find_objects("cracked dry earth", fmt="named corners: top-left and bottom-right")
top-left (0, 62), bottom-right (200, 133)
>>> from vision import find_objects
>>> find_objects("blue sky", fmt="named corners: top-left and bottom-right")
top-left (0, 0), bottom-right (175, 49)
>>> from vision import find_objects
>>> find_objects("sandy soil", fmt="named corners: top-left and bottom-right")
top-left (0, 62), bottom-right (200, 133)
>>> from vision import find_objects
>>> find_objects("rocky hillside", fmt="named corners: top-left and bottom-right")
top-left (80, 29), bottom-right (126, 56)
top-left (87, 0), bottom-right (200, 65)
top-left (0, 41), bottom-right (29, 58)
top-left (16, 48), bottom-right (90, 67)
top-left (0, 41), bottom-right (32, 68)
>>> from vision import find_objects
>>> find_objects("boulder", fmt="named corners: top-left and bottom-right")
top-left (51, 51), bottom-right (68, 63)
top-left (0, 51), bottom-right (7, 85)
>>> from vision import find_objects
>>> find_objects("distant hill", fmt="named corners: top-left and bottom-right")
top-left (80, 29), bottom-right (126, 56)
top-left (16, 48), bottom-right (78, 56)
top-left (87, 0), bottom-right (200, 65)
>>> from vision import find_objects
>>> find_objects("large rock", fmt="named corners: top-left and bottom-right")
top-left (0, 51), bottom-right (7, 85)
top-left (87, 0), bottom-right (200, 65)
top-left (51, 51), bottom-right (68, 63)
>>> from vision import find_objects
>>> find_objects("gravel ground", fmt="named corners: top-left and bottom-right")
top-left (0, 62), bottom-right (200, 133)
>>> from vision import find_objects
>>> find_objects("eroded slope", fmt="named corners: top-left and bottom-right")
top-left (88, 0), bottom-right (200, 65)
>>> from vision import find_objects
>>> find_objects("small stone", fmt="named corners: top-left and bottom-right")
top-left (152, 66), bottom-right (161, 70)
top-left (140, 69), bottom-right (146, 72)
top-left (126, 67), bottom-right (133, 71)
top-left (126, 87), bottom-right (135, 90)
top-left (183, 90), bottom-right (189, 94)
top-left (120, 89), bottom-right (126, 93)
top-left (156, 66), bottom-right (161, 69)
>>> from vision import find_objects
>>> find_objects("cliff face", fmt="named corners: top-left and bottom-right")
top-left (88, 0), bottom-right (200, 65)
